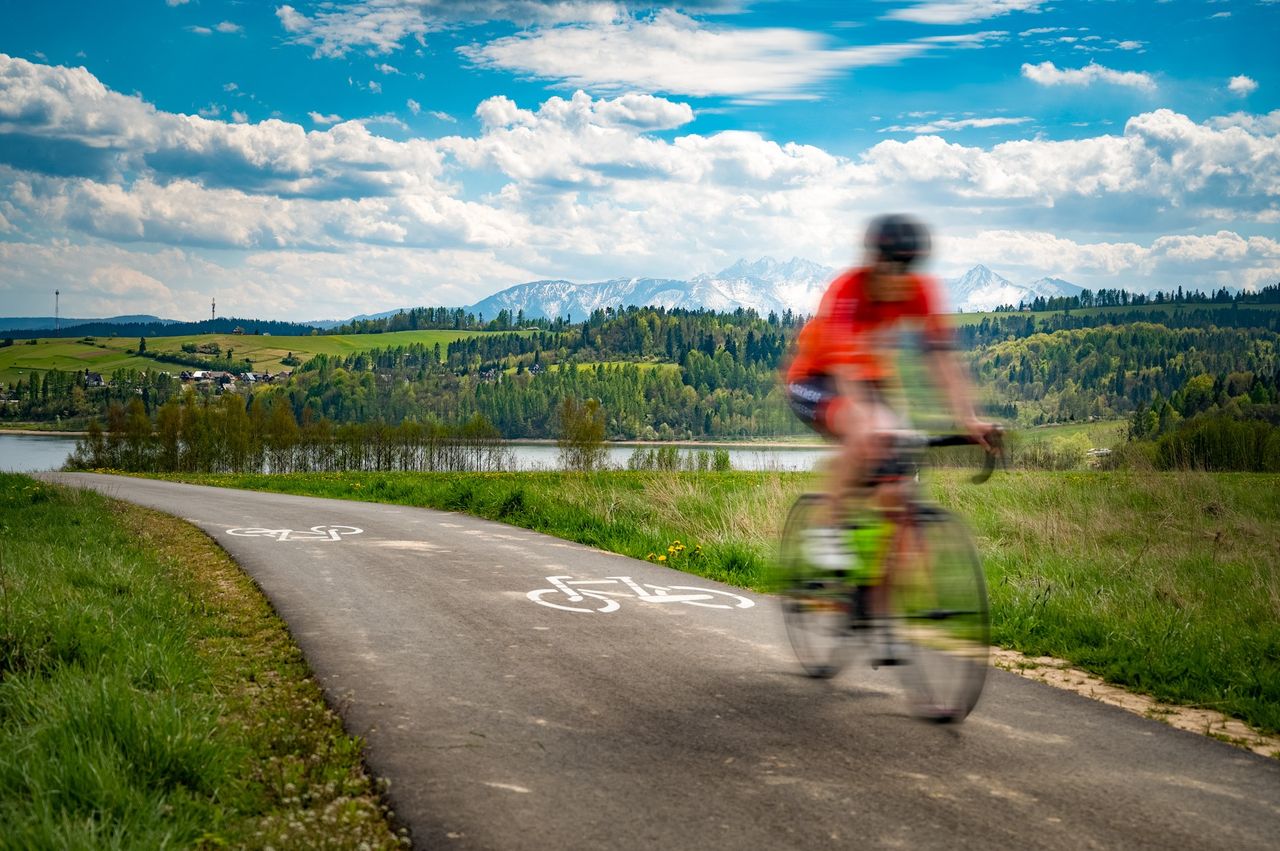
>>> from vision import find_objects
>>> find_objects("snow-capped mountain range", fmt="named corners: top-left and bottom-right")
top-left (947, 265), bottom-right (1085, 312)
top-left (463, 258), bottom-right (1086, 320)
top-left (465, 257), bottom-right (832, 322)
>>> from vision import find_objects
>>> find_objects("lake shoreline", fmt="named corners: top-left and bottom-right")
top-left (0, 427), bottom-right (88, 436)
top-left (0, 428), bottom-right (827, 448)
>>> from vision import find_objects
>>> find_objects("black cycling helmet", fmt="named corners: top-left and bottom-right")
top-left (865, 214), bottom-right (930, 267)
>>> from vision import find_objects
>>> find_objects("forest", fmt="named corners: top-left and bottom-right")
top-left (5, 287), bottom-right (1278, 471)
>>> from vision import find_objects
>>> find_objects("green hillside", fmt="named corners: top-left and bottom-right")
top-left (0, 329), bottom-right (516, 384)
top-left (951, 300), bottom-right (1280, 326)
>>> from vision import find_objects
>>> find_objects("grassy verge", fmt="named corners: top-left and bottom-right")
top-left (0, 473), bottom-right (405, 849)
top-left (146, 468), bottom-right (1280, 737)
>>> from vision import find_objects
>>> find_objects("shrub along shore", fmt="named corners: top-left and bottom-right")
top-left (0, 473), bottom-right (405, 848)
top-left (147, 468), bottom-right (1280, 737)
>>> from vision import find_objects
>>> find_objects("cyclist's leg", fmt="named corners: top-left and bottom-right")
top-left (822, 379), bottom-right (897, 525)
top-left (787, 375), bottom-right (893, 570)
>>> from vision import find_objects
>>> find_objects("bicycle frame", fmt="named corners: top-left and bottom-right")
top-left (855, 430), bottom-right (999, 617)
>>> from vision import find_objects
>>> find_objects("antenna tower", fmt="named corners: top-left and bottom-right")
top-left (212, 297), bottom-right (216, 323)
top-left (55, 289), bottom-right (60, 337)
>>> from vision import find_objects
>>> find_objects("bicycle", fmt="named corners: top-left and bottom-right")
top-left (778, 430), bottom-right (1001, 723)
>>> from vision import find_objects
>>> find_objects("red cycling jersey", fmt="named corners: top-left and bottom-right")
top-left (786, 267), bottom-right (950, 384)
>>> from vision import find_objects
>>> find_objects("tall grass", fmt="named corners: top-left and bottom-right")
top-left (154, 468), bottom-right (1280, 736)
top-left (0, 473), bottom-right (402, 849)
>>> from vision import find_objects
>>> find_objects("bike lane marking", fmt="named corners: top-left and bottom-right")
top-left (526, 574), bottom-right (755, 614)
top-left (226, 524), bottom-right (364, 542)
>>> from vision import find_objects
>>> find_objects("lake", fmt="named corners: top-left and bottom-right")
top-left (0, 433), bottom-right (81, 472)
top-left (0, 433), bottom-right (828, 474)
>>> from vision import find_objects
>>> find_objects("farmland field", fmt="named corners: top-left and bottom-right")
top-left (0, 329), bottom-right (524, 383)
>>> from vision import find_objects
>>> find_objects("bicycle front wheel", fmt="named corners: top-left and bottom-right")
top-left (889, 506), bottom-right (990, 722)
top-left (779, 494), bottom-right (856, 679)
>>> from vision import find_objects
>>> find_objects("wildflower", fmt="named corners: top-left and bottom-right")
top-left (657, 555), bottom-right (667, 562)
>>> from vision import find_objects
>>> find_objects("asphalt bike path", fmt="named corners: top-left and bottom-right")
top-left (43, 473), bottom-right (1280, 850)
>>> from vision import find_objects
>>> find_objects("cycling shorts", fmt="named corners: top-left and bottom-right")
top-left (787, 375), bottom-right (892, 438)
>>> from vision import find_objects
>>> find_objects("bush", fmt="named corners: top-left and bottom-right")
top-left (557, 397), bottom-right (607, 471)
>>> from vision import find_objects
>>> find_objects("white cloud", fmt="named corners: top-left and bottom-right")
top-left (276, 3), bottom-right (430, 58)
top-left (936, 229), bottom-right (1280, 291)
top-left (188, 26), bottom-right (212, 35)
top-left (271, 1), bottom-right (677, 60)
top-left (882, 116), bottom-right (1033, 134)
top-left (460, 10), bottom-right (954, 100)
top-left (430, 110), bottom-right (457, 123)
top-left (165, 0), bottom-right (190, 6)
top-left (215, 21), bottom-right (243, 34)
top-left (90, 264), bottom-right (173, 300)
top-left (374, 63), bottom-right (401, 75)
top-left (1228, 75), bottom-right (1258, 96)
top-left (917, 30), bottom-right (1008, 47)
top-left (885, 0), bottom-right (1047, 25)
top-left (0, 239), bottom-right (538, 319)
top-left (1021, 61), bottom-right (1156, 90)
top-left (1, 55), bottom-right (1277, 310)
top-left (223, 82), bottom-right (239, 92)
top-left (231, 110), bottom-right (248, 124)
top-left (309, 111), bottom-right (343, 125)
top-left (360, 113), bottom-right (410, 131)
top-left (369, 81), bottom-right (382, 94)
top-left (0, 55), bottom-right (454, 200)
top-left (938, 229), bottom-right (1280, 292)
top-left (406, 98), bottom-right (421, 115)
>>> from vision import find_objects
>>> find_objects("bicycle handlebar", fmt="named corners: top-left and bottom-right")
top-left (923, 427), bottom-right (1004, 484)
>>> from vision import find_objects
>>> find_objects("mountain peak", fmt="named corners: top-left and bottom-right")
top-left (713, 256), bottom-right (832, 283)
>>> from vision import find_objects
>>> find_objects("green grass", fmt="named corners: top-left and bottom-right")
top-left (0, 339), bottom-right (160, 384)
top-left (0, 473), bottom-right (404, 849)
top-left (0, 329), bottom-right (524, 383)
top-left (1016, 419), bottom-right (1127, 447)
top-left (146, 468), bottom-right (1280, 737)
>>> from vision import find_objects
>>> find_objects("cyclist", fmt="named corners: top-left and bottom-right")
top-left (785, 214), bottom-right (992, 573)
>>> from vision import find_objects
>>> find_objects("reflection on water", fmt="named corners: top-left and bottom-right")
top-left (0, 433), bottom-right (827, 474)
top-left (0, 433), bottom-right (80, 473)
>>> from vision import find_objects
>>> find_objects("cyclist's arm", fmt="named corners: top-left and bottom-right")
top-left (916, 277), bottom-right (991, 447)
top-left (928, 346), bottom-right (991, 448)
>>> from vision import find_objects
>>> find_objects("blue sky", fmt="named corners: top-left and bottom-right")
top-left (1, 0), bottom-right (1277, 319)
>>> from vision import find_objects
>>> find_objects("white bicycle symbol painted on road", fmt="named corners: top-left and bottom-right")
top-left (527, 575), bottom-right (754, 613)
top-left (226, 525), bottom-right (364, 542)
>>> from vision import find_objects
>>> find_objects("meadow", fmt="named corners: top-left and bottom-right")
top-left (150, 468), bottom-right (1280, 738)
top-left (0, 329), bottom-right (516, 383)
top-left (0, 473), bottom-right (404, 848)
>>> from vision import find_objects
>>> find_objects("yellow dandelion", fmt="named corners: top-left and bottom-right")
top-left (657, 555), bottom-right (667, 562)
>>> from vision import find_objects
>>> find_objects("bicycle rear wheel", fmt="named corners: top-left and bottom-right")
top-left (779, 494), bottom-right (858, 678)
top-left (889, 506), bottom-right (990, 722)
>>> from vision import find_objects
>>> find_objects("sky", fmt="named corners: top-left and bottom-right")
top-left (0, 0), bottom-right (1277, 321)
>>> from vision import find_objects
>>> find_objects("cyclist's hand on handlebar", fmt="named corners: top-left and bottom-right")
top-left (962, 418), bottom-right (998, 452)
